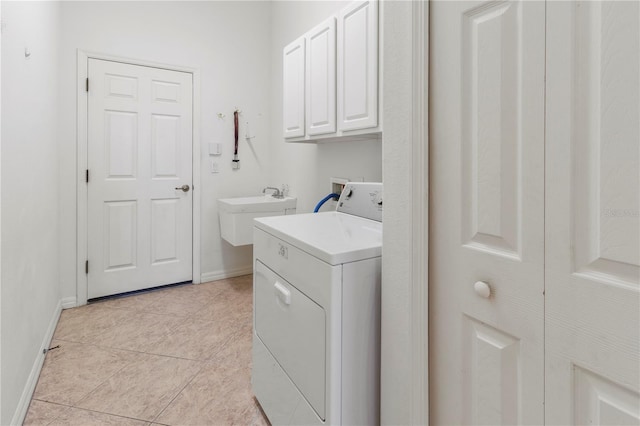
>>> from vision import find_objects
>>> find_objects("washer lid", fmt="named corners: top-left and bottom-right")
top-left (254, 212), bottom-right (382, 265)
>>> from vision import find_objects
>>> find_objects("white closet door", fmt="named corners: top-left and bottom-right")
top-left (545, 2), bottom-right (640, 424)
top-left (429, 1), bottom-right (545, 424)
top-left (306, 17), bottom-right (336, 136)
top-left (87, 59), bottom-right (193, 299)
top-left (283, 37), bottom-right (306, 138)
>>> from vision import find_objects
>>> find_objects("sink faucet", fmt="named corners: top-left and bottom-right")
top-left (263, 186), bottom-right (284, 199)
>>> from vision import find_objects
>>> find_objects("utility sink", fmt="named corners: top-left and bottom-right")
top-left (218, 195), bottom-right (297, 246)
top-left (218, 195), bottom-right (297, 214)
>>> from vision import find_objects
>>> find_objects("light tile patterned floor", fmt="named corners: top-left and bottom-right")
top-left (24, 275), bottom-right (270, 426)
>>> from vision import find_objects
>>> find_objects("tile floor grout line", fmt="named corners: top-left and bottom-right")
top-left (64, 403), bottom-right (153, 423)
top-left (149, 310), bottom-right (253, 422)
top-left (55, 312), bottom-right (214, 361)
top-left (55, 326), bottom-right (248, 363)
top-left (205, 327), bottom-right (250, 362)
top-left (148, 358), bottom-right (210, 425)
top-left (30, 397), bottom-right (76, 421)
top-left (69, 352), bottom-right (204, 423)
top-left (107, 312), bottom-right (199, 355)
top-left (52, 308), bottom-right (143, 344)
top-left (31, 340), bottom-right (130, 408)
top-left (45, 338), bottom-right (205, 363)
top-left (32, 398), bottom-right (74, 407)
top-left (77, 405), bottom-right (151, 423)
top-left (93, 341), bottom-right (213, 362)
top-left (27, 399), bottom-right (97, 426)
top-left (68, 345), bottom-right (145, 411)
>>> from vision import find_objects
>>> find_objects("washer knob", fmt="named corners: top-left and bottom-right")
top-left (474, 281), bottom-right (491, 298)
top-left (344, 187), bottom-right (353, 198)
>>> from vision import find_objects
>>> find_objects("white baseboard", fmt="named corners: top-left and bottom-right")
top-left (11, 299), bottom-right (62, 425)
top-left (200, 265), bottom-right (253, 283)
top-left (61, 297), bottom-right (77, 309)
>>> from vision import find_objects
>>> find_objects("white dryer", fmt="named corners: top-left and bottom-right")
top-left (252, 182), bottom-right (383, 425)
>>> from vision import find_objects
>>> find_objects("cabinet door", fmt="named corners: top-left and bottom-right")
top-left (430, 1), bottom-right (545, 424)
top-left (545, 2), bottom-right (640, 424)
top-left (337, 0), bottom-right (378, 132)
top-left (283, 36), bottom-right (305, 138)
top-left (306, 17), bottom-right (336, 136)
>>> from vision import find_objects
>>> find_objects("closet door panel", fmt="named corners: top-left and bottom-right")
top-left (429, 1), bottom-right (545, 424)
top-left (545, 1), bottom-right (640, 424)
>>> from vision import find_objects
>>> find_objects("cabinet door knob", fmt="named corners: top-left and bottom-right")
top-left (474, 281), bottom-right (492, 298)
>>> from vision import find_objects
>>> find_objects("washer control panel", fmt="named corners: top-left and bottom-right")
top-left (336, 182), bottom-right (383, 222)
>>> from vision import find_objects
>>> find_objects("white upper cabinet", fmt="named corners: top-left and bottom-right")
top-left (337, 0), bottom-right (378, 132)
top-left (306, 17), bottom-right (337, 136)
top-left (283, 36), bottom-right (306, 138)
top-left (283, 0), bottom-right (379, 142)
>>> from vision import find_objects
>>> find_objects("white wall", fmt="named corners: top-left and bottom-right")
top-left (58, 1), bottom-right (273, 301)
top-left (268, 1), bottom-right (382, 213)
top-left (1, 2), bottom-right (62, 424)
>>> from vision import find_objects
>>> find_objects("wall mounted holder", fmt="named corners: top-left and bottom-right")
top-left (232, 108), bottom-right (241, 169)
top-left (245, 121), bottom-right (255, 142)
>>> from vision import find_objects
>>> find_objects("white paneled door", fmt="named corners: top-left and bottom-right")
top-left (545, 2), bottom-right (640, 424)
top-left (87, 59), bottom-right (193, 299)
top-left (429, 1), bottom-right (545, 424)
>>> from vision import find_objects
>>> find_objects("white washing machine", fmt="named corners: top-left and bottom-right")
top-left (252, 182), bottom-right (383, 425)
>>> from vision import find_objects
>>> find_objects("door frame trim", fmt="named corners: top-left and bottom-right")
top-left (411, 0), bottom-right (429, 423)
top-left (76, 50), bottom-right (202, 305)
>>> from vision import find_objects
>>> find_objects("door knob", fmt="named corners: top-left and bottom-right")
top-left (474, 281), bottom-right (492, 298)
top-left (175, 184), bottom-right (190, 192)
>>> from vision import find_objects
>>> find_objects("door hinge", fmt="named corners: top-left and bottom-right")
top-left (85, 260), bottom-right (89, 274)
top-left (85, 169), bottom-right (89, 183)
top-left (86, 78), bottom-right (89, 92)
